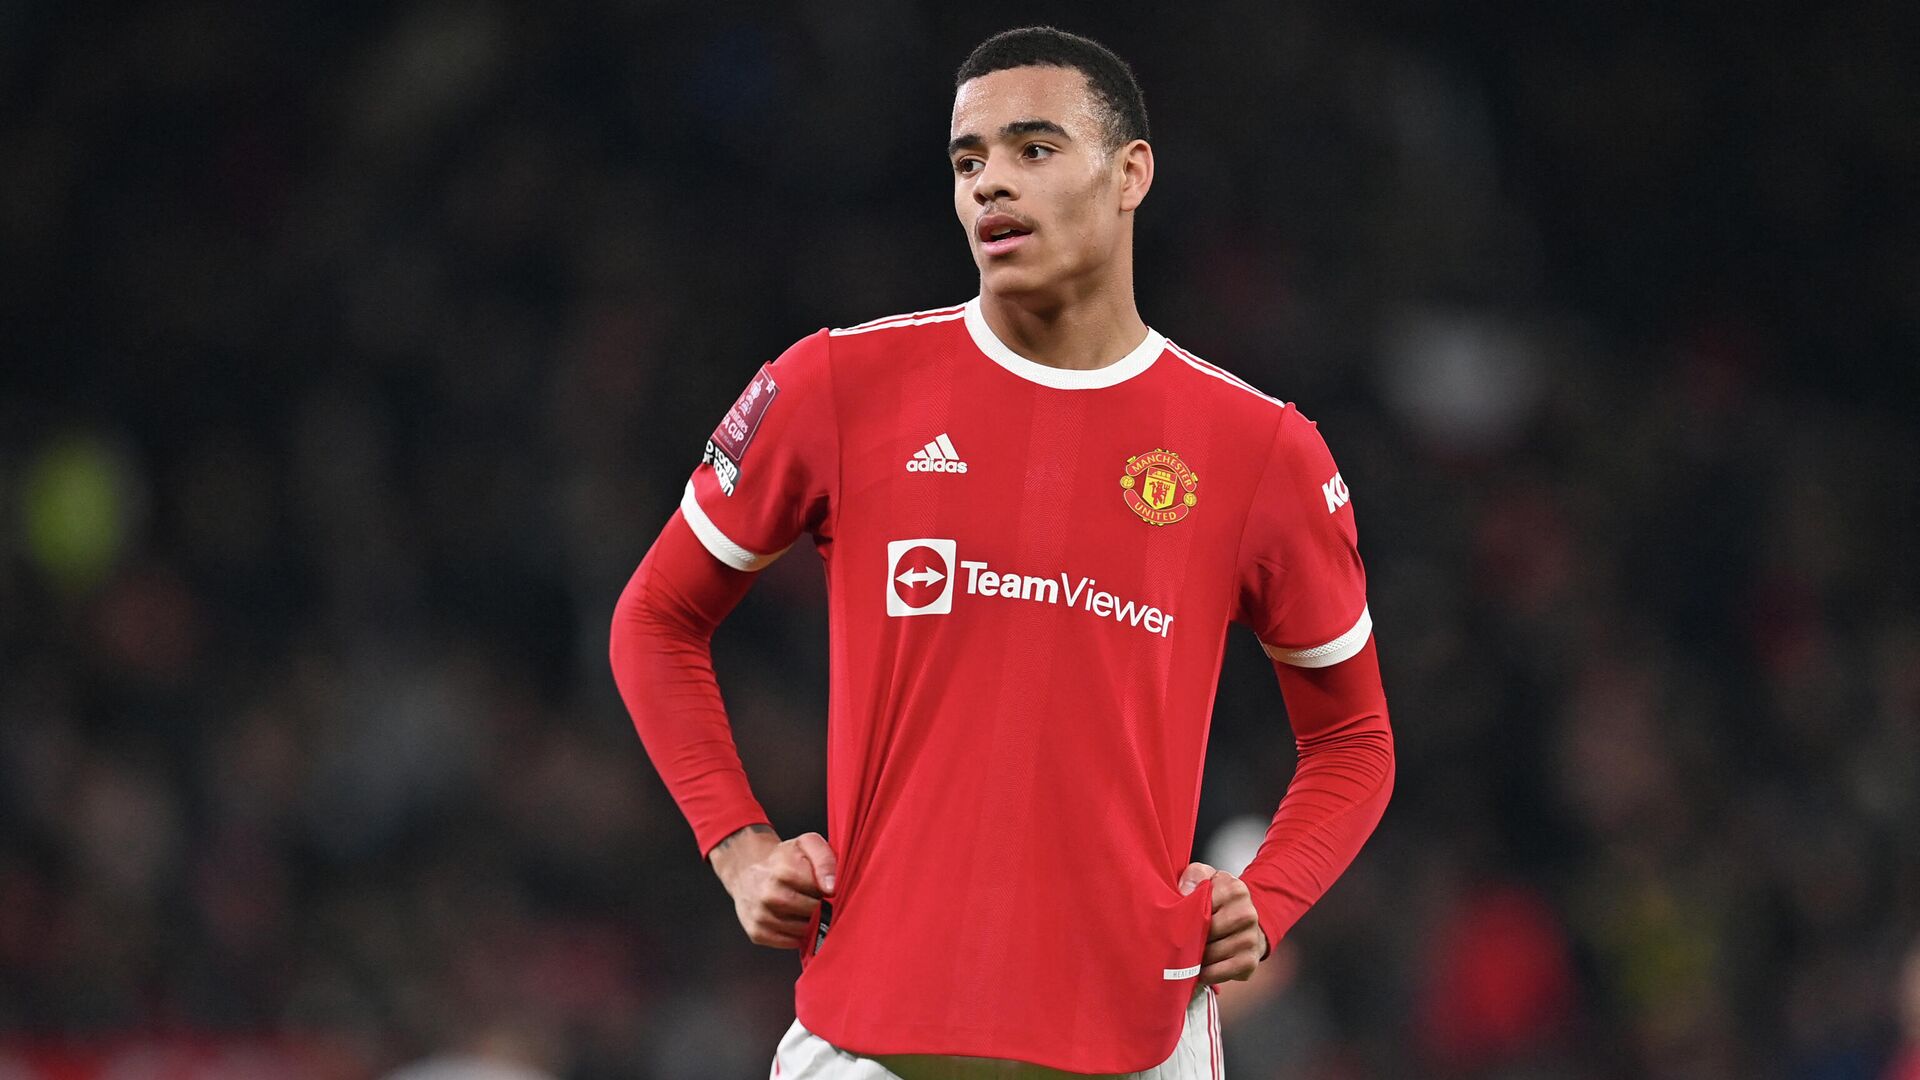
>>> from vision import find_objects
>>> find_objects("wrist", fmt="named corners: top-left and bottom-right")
top-left (708, 823), bottom-right (778, 890)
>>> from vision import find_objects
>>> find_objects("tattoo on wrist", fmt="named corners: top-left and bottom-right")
top-left (714, 823), bottom-right (775, 857)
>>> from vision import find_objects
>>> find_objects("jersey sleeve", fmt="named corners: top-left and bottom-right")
top-left (1233, 405), bottom-right (1372, 667)
top-left (680, 329), bottom-right (837, 571)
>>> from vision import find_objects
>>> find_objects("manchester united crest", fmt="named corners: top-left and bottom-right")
top-left (1120, 448), bottom-right (1199, 526)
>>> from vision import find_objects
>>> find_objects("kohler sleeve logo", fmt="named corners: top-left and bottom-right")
top-left (1322, 472), bottom-right (1351, 513)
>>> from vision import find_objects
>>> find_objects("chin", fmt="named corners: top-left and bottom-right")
top-left (978, 261), bottom-right (1060, 299)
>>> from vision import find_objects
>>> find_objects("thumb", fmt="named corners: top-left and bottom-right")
top-left (793, 832), bottom-right (839, 896)
top-left (1178, 861), bottom-right (1215, 896)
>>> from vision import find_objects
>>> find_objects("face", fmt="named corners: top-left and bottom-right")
top-left (949, 65), bottom-right (1152, 299)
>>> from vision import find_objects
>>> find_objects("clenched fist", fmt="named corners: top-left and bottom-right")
top-left (1179, 861), bottom-right (1268, 985)
top-left (709, 825), bottom-right (839, 949)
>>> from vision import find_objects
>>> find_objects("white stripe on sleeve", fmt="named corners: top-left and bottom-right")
top-left (680, 482), bottom-right (788, 572)
top-left (1261, 605), bottom-right (1373, 668)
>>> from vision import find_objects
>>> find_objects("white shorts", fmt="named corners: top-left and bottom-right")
top-left (769, 984), bottom-right (1222, 1080)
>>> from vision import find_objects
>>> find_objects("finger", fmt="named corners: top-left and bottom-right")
top-left (1203, 926), bottom-right (1262, 967)
top-left (1207, 903), bottom-right (1259, 938)
top-left (756, 907), bottom-right (810, 933)
top-left (770, 847), bottom-right (827, 897)
top-left (1178, 861), bottom-right (1215, 896)
top-left (1208, 870), bottom-right (1248, 911)
top-left (737, 897), bottom-right (812, 929)
top-left (756, 909), bottom-right (814, 934)
top-left (761, 885), bottom-right (823, 919)
top-left (1198, 953), bottom-right (1258, 985)
top-left (750, 927), bottom-right (807, 949)
top-left (745, 910), bottom-right (811, 945)
top-left (791, 832), bottom-right (839, 896)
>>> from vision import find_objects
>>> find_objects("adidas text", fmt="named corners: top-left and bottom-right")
top-left (907, 433), bottom-right (969, 474)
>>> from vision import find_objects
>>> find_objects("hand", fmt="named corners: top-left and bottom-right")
top-left (1179, 861), bottom-right (1268, 985)
top-left (708, 825), bottom-right (838, 949)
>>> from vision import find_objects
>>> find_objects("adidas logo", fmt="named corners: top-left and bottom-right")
top-left (907, 433), bottom-right (969, 474)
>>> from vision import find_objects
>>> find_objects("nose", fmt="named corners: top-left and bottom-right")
top-left (972, 153), bottom-right (1018, 205)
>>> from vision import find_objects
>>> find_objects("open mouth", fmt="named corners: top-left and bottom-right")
top-left (977, 214), bottom-right (1033, 254)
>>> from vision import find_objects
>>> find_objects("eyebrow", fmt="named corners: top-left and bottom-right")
top-left (947, 119), bottom-right (1072, 157)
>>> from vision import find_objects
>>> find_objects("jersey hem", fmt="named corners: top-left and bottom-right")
top-left (790, 1008), bottom-right (1189, 1077)
top-left (680, 482), bottom-right (788, 571)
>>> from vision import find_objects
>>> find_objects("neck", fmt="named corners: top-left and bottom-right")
top-left (976, 268), bottom-right (1148, 372)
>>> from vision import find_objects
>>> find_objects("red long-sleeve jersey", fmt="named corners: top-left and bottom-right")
top-left (611, 299), bottom-right (1393, 1073)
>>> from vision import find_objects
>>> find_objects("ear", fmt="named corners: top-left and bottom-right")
top-left (1117, 139), bottom-right (1154, 213)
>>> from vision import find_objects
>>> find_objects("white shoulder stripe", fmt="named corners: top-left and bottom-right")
top-left (1166, 342), bottom-right (1284, 407)
top-left (680, 482), bottom-right (788, 571)
top-left (838, 303), bottom-right (967, 331)
top-left (830, 305), bottom-right (968, 336)
top-left (1262, 606), bottom-right (1372, 668)
top-left (1165, 340), bottom-right (1260, 392)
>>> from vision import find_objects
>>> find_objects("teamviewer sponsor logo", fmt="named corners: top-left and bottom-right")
top-left (960, 561), bottom-right (1175, 637)
top-left (884, 539), bottom-right (1174, 637)
top-left (886, 539), bottom-right (957, 616)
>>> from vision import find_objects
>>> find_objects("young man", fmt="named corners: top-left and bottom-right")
top-left (611, 27), bottom-right (1394, 1078)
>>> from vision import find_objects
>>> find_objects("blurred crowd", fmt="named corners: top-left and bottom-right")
top-left (1, 2), bottom-right (1915, 1078)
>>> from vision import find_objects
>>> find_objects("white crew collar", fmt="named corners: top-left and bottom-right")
top-left (963, 296), bottom-right (1165, 389)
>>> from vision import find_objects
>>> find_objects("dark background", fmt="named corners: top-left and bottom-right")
top-left (2, 2), bottom-right (1917, 1078)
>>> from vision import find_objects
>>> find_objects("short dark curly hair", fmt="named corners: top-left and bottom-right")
top-left (955, 27), bottom-right (1150, 150)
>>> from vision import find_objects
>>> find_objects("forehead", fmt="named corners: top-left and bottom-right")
top-left (950, 65), bottom-right (1101, 138)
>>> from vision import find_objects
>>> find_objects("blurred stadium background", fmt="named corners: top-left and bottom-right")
top-left (2, 2), bottom-right (1916, 1078)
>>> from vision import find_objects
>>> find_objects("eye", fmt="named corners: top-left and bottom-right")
top-left (954, 157), bottom-right (983, 176)
top-left (1022, 143), bottom-right (1056, 160)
